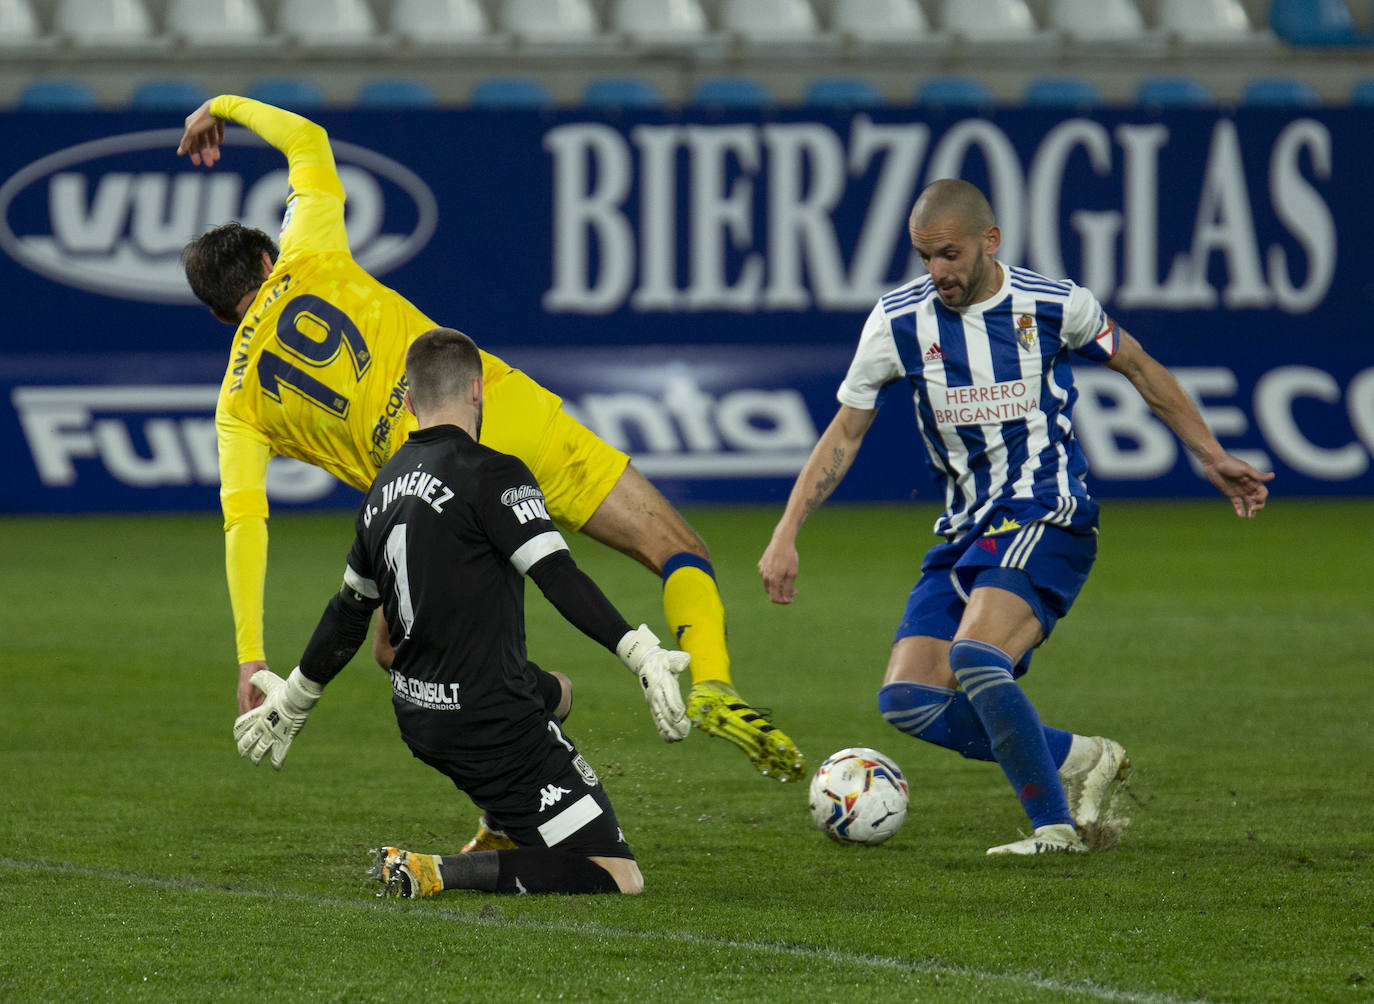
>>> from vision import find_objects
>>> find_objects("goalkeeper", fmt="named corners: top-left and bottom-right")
top-left (234, 328), bottom-right (687, 897)
top-left (177, 94), bottom-right (804, 802)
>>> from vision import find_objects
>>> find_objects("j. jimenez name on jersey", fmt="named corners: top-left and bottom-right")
top-left (365, 466), bottom-right (456, 527)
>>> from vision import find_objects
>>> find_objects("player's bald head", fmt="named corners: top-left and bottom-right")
top-left (909, 179), bottom-right (996, 242)
top-left (406, 328), bottom-right (483, 414)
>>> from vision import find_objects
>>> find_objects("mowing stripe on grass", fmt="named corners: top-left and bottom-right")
top-left (2, 855), bottom-right (1224, 1004)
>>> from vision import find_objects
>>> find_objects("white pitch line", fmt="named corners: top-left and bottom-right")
top-left (1, 856), bottom-right (1223, 1004)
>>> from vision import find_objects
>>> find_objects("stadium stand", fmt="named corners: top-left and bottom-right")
top-left (916, 75), bottom-right (995, 107)
top-left (830, 0), bottom-right (932, 42)
top-left (166, 0), bottom-right (272, 48)
top-left (16, 77), bottom-right (98, 109)
top-left (390, 0), bottom-right (496, 44)
top-left (1134, 74), bottom-right (1217, 107)
top-left (502, 0), bottom-right (600, 41)
top-left (1023, 75), bottom-right (1102, 108)
top-left (246, 75), bottom-right (326, 108)
top-left (129, 76), bottom-right (212, 109)
top-left (1268, 0), bottom-right (1366, 45)
top-left (609, 0), bottom-right (712, 44)
top-left (470, 74), bottom-right (554, 105)
top-left (582, 75), bottom-right (664, 106)
top-left (0, 0), bottom-right (1367, 109)
top-left (1351, 76), bottom-right (1374, 102)
top-left (803, 75), bottom-right (885, 107)
top-left (0, 0), bottom-right (45, 48)
top-left (690, 74), bottom-right (775, 106)
top-left (355, 76), bottom-right (439, 105)
top-left (278, 0), bottom-right (381, 47)
top-left (55, 0), bottom-right (163, 48)
top-left (938, 0), bottom-right (1043, 42)
top-left (1241, 75), bottom-right (1323, 104)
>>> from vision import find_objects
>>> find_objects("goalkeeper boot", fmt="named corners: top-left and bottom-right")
top-left (460, 816), bottom-right (517, 853)
top-left (687, 680), bottom-right (806, 782)
top-left (1059, 735), bottom-right (1130, 828)
top-left (370, 846), bottom-right (442, 899)
top-left (986, 823), bottom-right (1087, 856)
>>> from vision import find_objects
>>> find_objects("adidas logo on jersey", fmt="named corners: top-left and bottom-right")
top-left (924, 343), bottom-right (945, 362)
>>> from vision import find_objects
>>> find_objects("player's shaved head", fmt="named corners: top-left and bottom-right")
top-left (909, 179), bottom-right (995, 241)
top-left (406, 328), bottom-right (483, 414)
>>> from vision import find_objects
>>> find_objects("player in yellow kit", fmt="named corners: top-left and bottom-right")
top-left (177, 96), bottom-right (805, 809)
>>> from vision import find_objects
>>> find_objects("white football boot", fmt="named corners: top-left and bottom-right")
top-left (986, 823), bottom-right (1087, 856)
top-left (1059, 735), bottom-right (1130, 828)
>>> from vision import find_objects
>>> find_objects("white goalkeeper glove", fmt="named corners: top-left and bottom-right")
top-left (232, 667), bottom-right (324, 770)
top-left (616, 624), bottom-right (690, 742)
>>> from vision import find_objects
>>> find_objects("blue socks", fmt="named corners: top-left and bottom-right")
top-left (935, 639), bottom-right (1071, 829)
top-left (879, 682), bottom-right (1074, 766)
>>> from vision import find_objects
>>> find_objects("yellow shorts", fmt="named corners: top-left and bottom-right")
top-left (481, 364), bottom-right (630, 532)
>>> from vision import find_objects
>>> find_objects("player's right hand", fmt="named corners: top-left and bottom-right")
top-left (237, 661), bottom-right (270, 715)
top-left (177, 99), bottom-right (226, 167)
top-left (616, 625), bottom-right (690, 742)
top-left (232, 668), bottom-right (324, 771)
top-left (757, 538), bottom-right (800, 605)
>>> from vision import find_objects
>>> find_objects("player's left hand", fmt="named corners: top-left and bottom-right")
top-left (177, 99), bottom-right (226, 168)
top-left (616, 625), bottom-right (690, 742)
top-left (232, 668), bottom-right (324, 770)
top-left (1201, 454), bottom-right (1275, 518)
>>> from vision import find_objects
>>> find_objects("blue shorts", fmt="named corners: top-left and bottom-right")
top-left (895, 505), bottom-right (1098, 674)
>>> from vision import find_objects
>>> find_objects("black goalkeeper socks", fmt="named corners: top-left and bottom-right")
top-left (438, 848), bottom-right (620, 894)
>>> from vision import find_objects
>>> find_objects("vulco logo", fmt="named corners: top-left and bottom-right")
top-left (0, 128), bottom-right (437, 303)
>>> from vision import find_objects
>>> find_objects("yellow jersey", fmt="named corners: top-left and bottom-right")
top-left (213, 97), bottom-right (527, 663)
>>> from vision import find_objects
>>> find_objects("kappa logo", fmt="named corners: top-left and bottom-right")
top-left (538, 784), bottom-right (571, 811)
top-left (0, 128), bottom-right (437, 304)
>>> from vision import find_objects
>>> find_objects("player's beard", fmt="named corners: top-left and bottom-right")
top-left (951, 255), bottom-right (992, 308)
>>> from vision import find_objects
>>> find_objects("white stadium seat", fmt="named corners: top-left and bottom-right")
top-left (502, 0), bottom-right (600, 42)
top-left (167, 0), bottom-right (270, 47)
top-left (1158, 0), bottom-right (1271, 44)
top-left (391, 0), bottom-right (493, 44)
top-left (832, 0), bottom-right (932, 43)
top-left (1046, 0), bottom-right (1145, 41)
top-left (0, 0), bottom-right (41, 45)
top-left (610, 0), bottom-right (709, 43)
top-left (277, 0), bottom-right (379, 47)
top-left (55, 0), bottom-right (161, 47)
top-left (720, 0), bottom-right (819, 43)
top-left (938, 0), bottom-right (1040, 41)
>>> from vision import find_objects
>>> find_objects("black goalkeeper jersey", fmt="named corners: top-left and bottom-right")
top-left (343, 424), bottom-right (570, 767)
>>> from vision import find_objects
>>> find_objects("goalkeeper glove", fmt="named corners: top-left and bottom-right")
top-left (616, 625), bottom-right (690, 742)
top-left (232, 667), bottom-right (324, 770)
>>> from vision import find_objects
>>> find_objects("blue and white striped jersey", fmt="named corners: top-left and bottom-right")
top-left (839, 261), bottom-right (1119, 539)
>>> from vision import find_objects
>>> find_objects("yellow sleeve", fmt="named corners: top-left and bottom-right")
top-left (218, 407), bottom-right (273, 664)
top-left (209, 94), bottom-right (348, 258)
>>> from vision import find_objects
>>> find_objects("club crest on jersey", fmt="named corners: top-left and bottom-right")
top-left (1015, 314), bottom-right (1038, 351)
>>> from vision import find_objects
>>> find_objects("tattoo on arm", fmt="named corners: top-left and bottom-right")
top-left (803, 446), bottom-right (847, 517)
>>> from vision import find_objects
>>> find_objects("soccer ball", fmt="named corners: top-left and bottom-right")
top-left (808, 747), bottom-right (909, 846)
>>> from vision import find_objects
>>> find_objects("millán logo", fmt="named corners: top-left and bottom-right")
top-left (0, 127), bottom-right (437, 303)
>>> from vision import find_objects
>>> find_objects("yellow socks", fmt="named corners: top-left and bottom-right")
top-left (661, 553), bottom-right (730, 686)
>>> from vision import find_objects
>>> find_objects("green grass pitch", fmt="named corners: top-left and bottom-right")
top-left (1, 500), bottom-right (1371, 1003)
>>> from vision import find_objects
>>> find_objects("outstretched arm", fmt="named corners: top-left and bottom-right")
top-left (759, 404), bottom-right (877, 604)
top-left (1106, 331), bottom-right (1274, 517)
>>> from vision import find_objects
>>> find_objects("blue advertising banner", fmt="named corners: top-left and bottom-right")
top-left (2, 107), bottom-right (1371, 512)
